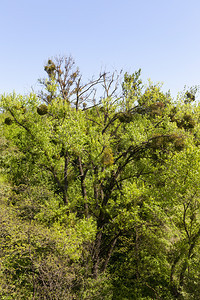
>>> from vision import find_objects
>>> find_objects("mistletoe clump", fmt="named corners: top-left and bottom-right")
top-left (37, 104), bottom-right (48, 116)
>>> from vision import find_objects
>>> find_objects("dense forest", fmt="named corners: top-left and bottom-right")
top-left (1, 56), bottom-right (200, 299)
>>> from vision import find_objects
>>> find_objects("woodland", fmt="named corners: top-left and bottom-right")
top-left (0, 56), bottom-right (200, 299)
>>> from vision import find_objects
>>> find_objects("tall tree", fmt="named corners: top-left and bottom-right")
top-left (1, 56), bottom-right (200, 298)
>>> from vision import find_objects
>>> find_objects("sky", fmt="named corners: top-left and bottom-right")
top-left (0, 0), bottom-right (200, 98)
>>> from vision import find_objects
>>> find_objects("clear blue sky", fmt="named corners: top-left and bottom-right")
top-left (0, 0), bottom-right (200, 98)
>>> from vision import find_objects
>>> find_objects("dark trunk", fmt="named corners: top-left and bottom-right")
top-left (78, 156), bottom-right (88, 218)
top-left (92, 230), bottom-right (103, 278)
top-left (101, 234), bottom-right (119, 272)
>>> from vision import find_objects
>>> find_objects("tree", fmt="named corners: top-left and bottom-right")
top-left (1, 56), bottom-right (200, 298)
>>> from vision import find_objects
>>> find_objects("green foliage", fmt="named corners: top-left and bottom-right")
top-left (1, 57), bottom-right (200, 298)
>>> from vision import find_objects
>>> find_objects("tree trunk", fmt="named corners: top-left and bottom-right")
top-left (78, 156), bottom-right (88, 218)
top-left (92, 230), bottom-right (103, 278)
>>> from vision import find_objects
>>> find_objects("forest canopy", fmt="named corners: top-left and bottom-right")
top-left (0, 56), bottom-right (200, 299)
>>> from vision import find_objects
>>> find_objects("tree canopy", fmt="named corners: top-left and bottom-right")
top-left (0, 56), bottom-right (200, 299)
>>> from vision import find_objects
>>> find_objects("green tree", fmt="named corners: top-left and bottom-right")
top-left (1, 56), bottom-right (200, 299)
